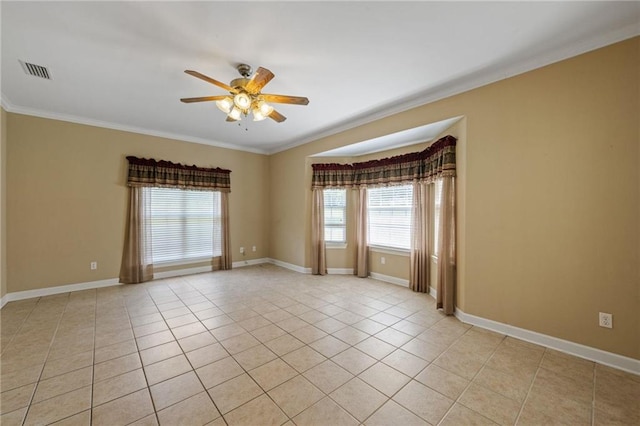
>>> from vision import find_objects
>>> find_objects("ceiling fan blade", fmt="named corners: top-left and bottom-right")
top-left (245, 67), bottom-right (275, 94)
top-left (226, 116), bottom-right (238, 122)
top-left (262, 94), bottom-right (309, 105)
top-left (184, 70), bottom-right (235, 92)
top-left (269, 109), bottom-right (287, 123)
top-left (180, 95), bottom-right (228, 103)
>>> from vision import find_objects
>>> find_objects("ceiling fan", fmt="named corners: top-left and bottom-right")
top-left (180, 64), bottom-right (309, 123)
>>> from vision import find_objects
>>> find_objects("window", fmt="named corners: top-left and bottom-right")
top-left (367, 185), bottom-right (413, 250)
top-left (147, 187), bottom-right (221, 264)
top-left (324, 188), bottom-right (346, 243)
top-left (433, 180), bottom-right (443, 255)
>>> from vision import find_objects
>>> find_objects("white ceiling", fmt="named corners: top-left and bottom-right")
top-left (2, 2), bottom-right (639, 155)
top-left (312, 116), bottom-right (462, 157)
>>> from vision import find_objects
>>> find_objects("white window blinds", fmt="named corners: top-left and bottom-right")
top-left (433, 179), bottom-right (443, 255)
top-left (324, 189), bottom-right (347, 243)
top-left (147, 187), bottom-right (221, 264)
top-left (367, 185), bottom-right (413, 250)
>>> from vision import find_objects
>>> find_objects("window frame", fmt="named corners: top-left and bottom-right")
top-left (145, 187), bottom-right (222, 266)
top-left (323, 188), bottom-right (347, 246)
top-left (366, 184), bottom-right (414, 252)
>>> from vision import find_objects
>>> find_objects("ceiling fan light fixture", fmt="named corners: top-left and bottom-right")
top-left (233, 92), bottom-right (252, 110)
top-left (216, 97), bottom-right (233, 113)
top-left (258, 101), bottom-right (274, 116)
top-left (228, 106), bottom-right (242, 121)
top-left (252, 108), bottom-right (267, 121)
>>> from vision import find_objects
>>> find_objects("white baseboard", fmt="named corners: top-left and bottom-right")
top-left (267, 258), bottom-right (312, 274)
top-left (1, 278), bottom-right (121, 307)
top-left (455, 308), bottom-right (640, 376)
top-left (430, 286), bottom-right (437, 299)
top-left (327, 268), bottom-right (354, 275)
top-left (153, 266), bottom-right (214, 279)
top-left (369, 272), bottom-right (409, 287)
top-left (232, 257), bottom-right (270, 269)
top-left (1, 259), bottom-right (275, 307)
top-left (156, 258), bottom-right (272, 279)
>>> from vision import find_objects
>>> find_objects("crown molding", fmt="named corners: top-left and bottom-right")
top-left (269, 25), bottom-right (640, 155)
top-left (0, 99), bottom-right (269, 156)
top-left (3, 26), bottom-right (638, 157)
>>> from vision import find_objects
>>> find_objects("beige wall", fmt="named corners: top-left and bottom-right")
top-left (269, 38), bottom-right (640, 359)
top-left (1, 108), bottom-right (7, 299)
top-left (6, 114), bottom-right (270, 292)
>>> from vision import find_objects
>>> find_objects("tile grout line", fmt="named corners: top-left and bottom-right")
top-left (123, 285), bottom-right (163, 426)
top-left (20, 293), bottom-right (73, 425)
top-left (0, 298), bottom-right (38, 423)
top-left (408, 325), bottom-right (506, 426)
top-left (89, 288), bottom-right (98, 426)
top-left (319, 313), bottom-right (458, 425)
top-left (177, 281), bottom-right (232, 425)
top-left (591, 362), bottom-right (597, 426)
top-left (512, 346), bottom-right (547, 425)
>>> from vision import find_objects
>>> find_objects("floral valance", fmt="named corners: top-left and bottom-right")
top-left (126, 156), bottom-right (231, 192)
top-left (312, 135), bottom-right (456, 189)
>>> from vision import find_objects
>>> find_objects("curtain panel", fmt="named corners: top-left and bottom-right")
top-left (354, 187), bottom-right (369, 278)
top-left (310, 135), bottom-right (456, 189)
top-left (126, 156), bottom-right (231, 192)
top-left (119, 187), bottom-right (153, 284)
top-left (311, 189), bottom-right (327, 275)
top-left (410, 182), bottom-right (431, 293)
top-left (220, 192), bottom-right (232, 270)
top-left (437, 176), bottom-right (456, 314)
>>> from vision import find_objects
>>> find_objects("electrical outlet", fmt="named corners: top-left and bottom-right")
top-left (252, 246), bottom-right (256, 252)
top-left (599, 312), bottom-right (613, 328)
top-left (380, 257), bottom-right (386, 265)
top-left (240, 247), bottom-right (245, 254)
top-left (90, 261), bottom-right (98, 270)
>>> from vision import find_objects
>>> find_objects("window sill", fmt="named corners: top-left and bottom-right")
top-left (369, 245), bottom-right (410, 257)
top-left (153, 256), bottom-right (215, 268)
top-left (326, 242), bottom-right (348, 249)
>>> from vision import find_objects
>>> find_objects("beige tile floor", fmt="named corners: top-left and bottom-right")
top-left (1, 264), bottom-right (638, 425)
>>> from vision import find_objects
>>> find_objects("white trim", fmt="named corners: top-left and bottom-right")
top-left (0, 259), bottom-right (273, 307)
top-left (429, 286), bottom-right (437, 300)
top-left (153, 256), bottom-right (214, 268)
top-left (369, 246), bottom-right (410, 257)
top-left (3, 28), bottom-right (638, 157)
top-left (1, 278), bottom-right (121, 307)
top-left (1, 101), bottom-right (267, 155)
top-left (327, 268), bottom-right (354, 275)
top-left (369, 272), bottom-right (409, 288)
top-left (153, 266), bottom-right (213, 280)
top-left (267, 258), bottom-right (312, 274)
top-left (269, 26), bottom-right (640, 155)
top-left (232, 258), bottom-right (270, 269)
top-left (326, 243), bottom-right (348, 250)
top-left (455, 308), bottom-right (640, 376)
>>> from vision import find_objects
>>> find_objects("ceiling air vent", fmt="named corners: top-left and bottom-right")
top-left (19, 60), bottom-right (51, 80)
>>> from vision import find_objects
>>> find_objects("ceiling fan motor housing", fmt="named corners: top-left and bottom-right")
top-left (236, 63), bottom-right (253, 78)
top-left (230, 78), bottom-right (251, 90)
